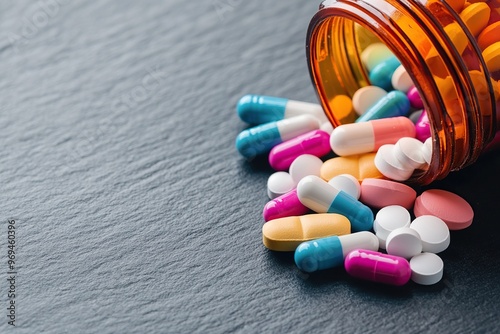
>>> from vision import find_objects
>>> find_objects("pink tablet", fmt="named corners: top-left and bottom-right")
top-left (359, 178), bottom-right (417, 210)
top-left (413, 189), bottom-right (474, 230)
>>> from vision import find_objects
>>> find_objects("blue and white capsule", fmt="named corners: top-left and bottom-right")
top-left (294, 231), bottom-right (379, 272)
top-left (369, 55), bottom-right (401, 91)
top-left (355, 90), bottom-right (410, 123)
top-left (235, 115), bottom-right (320, 159)
top-left (237, 95), bottom-right (328, 125)
top-left (296, 175), bottom-right (374, 232)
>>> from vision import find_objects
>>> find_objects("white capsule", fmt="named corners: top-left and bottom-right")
top-left (267, 172), bottom-right (296, 200)
top-left (352, 86), bottom-right (387, 116)
top-left (289, 154), bottom-right (323, 184)
top-left (391, 65), bottom-right (414, 93)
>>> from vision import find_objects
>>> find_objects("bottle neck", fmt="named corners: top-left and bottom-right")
top-left (307, 0), bottom-right (498, 185)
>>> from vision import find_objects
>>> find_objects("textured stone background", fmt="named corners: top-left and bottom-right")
top-left (1, 1), bottom-right (499, 333)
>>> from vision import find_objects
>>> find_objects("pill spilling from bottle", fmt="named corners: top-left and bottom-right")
top-left (233, 40), bottom-right (478, 286)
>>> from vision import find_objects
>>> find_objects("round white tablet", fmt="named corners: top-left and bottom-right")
top-left (374, 144), bottom-right (414, 181)
top-left (267, 172), bottom-right (296, 200)
top-left (386, 227), bottom-right (422, 259)
top-left (422, 137), bottom-right (433, 165)
top-left (410, 215), bottom-right (450, 253)
top-left (328, 174), bottom-right (361, 200)
top-left (410, 252), bottom-right (444, 285)
top-left (393, 137), bottom-right (427, 170)
top-left (391, 64), bottom-right (414, 93)
top-left (373, 205), bottom-right (411, 249)
top-left (352, 86), bottom-right (387, 116)
top-left (320, 122), bottom-right (334, 135)
top-left (289, 154), bottom-right (324, 184)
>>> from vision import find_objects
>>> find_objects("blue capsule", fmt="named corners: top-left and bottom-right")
top-left (235, 115), bottom-right (320, 159)
top-left (236, 95), bottom-right (327, 125)
top-left (369, 55), bottom-right (401, 91)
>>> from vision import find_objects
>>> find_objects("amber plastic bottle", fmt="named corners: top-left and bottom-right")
top-left (306, 0), bottom-right (500, 185)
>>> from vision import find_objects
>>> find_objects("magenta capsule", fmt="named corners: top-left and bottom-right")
top-left (407, 86), bottom-right (424, 109)
top-left (415, 110), bottom-right (431, 142)
top-left (268, 129), bottom-right (331, 171)
top-left (344, 249), bottom-right (411, 286)
top-left (262, 189), bottom-right (310, 222)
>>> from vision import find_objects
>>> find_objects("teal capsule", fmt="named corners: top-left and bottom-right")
top-left (369, 56), bottom-right (401, 91)
top-left (355, 90), bottom-right (410, 123)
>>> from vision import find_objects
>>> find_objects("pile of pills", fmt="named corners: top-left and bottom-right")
top-left (234, 42), bottom-right (476, 287)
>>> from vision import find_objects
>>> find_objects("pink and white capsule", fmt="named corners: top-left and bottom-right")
top-left (329, 116), bottom-right (416, 156)
top-left (268, 130), bottom-right (331, 171)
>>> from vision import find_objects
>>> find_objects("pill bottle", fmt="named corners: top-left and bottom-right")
top-left (306, 0), bottom-right (500, 185)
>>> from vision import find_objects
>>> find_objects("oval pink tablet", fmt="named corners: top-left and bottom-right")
top-left (359, 178), bottom-right (417, 210)
top-left (413, 189), bottom-right (474, 230)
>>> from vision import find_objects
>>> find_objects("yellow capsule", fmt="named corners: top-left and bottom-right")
top-left (459, 2), bottom-right (491, 37)
top-left (331, 95), bottom-right (356, 124)
top-left (262, 213), bottom-right (351, 252)
top-left (321, 153), bottom-right (384, 182)
top-left (483, 42), bottom-right (500, 73)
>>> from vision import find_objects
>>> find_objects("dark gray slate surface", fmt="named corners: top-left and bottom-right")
top-left (1, 1), bottom-right (499, 333)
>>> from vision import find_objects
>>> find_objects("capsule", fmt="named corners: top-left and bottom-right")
top-left (355, 90), bottom-right (410, 123)
top-left (235, 115), bottom-right (320, 159)
top-left (262, 189), bottom-right (310, 222)
top-left (344, 249), bottom-right (411, 286)
top-left (415, 110), bottom-right (431, 142)
top-left (297, 175), bottom-right (374, 232)
top-left (262, 213), bottom-right (351, 252)
top-left (368, 55), bottom-right (401, 91)
top-left (294, 231), bottom-right (379, 272)
top-left (330, 116), bottom-right (416, 156)
top-left (407, 86), bottom-right (424, 109)
top-left (268, 130), bottom-right (331, 171)
top-left (237, 95), bottom-right (328, 125)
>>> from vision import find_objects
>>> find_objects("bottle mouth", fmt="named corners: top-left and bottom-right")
top-left (306, 0), bottom-right (498, 185)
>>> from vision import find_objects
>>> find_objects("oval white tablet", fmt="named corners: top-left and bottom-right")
top-left (391, 64), bottom-right (414, 93)
top-left (352, 86), bottom-right (387, 116)
top-left (328, 174), bottom-right (361, 200)
top-left (393, 137), bottom-right (427, 170)
top-left (386, 227), bottom-right (422, 259)
top-left (289, 154), bottom-right (323, 184)
top-left (373, 205), bottom-right (411, 249)
top-left (410, 252), bottom-right (444, 285)
top-left (374, 144), bottom-right (414, 181)
top-left (422, 137), bottom-right (433, 165)
top-left (410, 215), bottom-right (450, 253)
top-left (267, 171), bottom-right (296, 200)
